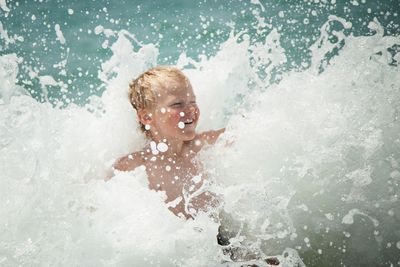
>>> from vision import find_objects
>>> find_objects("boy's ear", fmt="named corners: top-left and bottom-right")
top-left (137, 109), bottom-right (152, 125)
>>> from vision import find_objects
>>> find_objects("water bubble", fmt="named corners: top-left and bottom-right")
top-left (165, 165), bottom-right (171, 172)
top-left (350, 0), bottom-right (359, 6)
top-left (342, 210), bottom-right (356, 224)
top-left (94, 25), bottom-right (104, 35)
top-left (101, 40), bottom-right (109, 49)
top-left (157, 142), bottom-right (168, 152)
top-left (179, 112), bottom-right (185, 117)
top-left (178, 122), bottom-right (185, 129)
top-left (54, 24), bottom-right (66, 44)
top-left (67, 8), bottom-right (74, 15)
top-left (396, 241), bottom-right (400, 249)
top-left (160, 108), bottom-right (166, 113)
top-left (195, 140), bottom-right (202, 146)
top-left (145, 124), bottom-right (151, 130)
top-left (150, 141), bottom-right (159, 155)
top-left (325, 213), bottom-right (334, 220)
top-left (192, 175), bottom-right (201, 184)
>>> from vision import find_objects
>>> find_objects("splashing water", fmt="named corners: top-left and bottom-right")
top-left (202, 18), bottom-right (400, 266)
top-left (1, 1), bottom-right (400, 266)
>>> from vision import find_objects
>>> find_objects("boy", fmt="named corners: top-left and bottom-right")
top-left (113, 66), bottom-right (224, 219)
top-left (112, 66), bottom-right (281, 265)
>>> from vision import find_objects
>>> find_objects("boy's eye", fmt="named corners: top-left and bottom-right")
top-left (170, 102), bottom-right (183, 107)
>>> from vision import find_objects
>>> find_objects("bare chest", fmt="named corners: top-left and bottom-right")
top-left (144, 158), bottom-right (203, 201)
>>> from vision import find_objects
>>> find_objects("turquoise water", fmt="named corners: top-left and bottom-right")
top-left (1, 1), bottom-right (400, 266)
top-left (1, 0), bottom-right (399, 103)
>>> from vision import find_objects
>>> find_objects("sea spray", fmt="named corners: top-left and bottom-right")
top-left (201, 17), bottom-right (400, 266)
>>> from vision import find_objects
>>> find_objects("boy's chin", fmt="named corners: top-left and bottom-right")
top-left (179, 129), bottom-right (196, 141)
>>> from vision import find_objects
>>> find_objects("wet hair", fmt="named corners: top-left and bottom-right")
top-left (128, 66), bottom-right (188, 133)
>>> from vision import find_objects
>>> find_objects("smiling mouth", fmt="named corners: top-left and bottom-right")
top-left (184, 119), bottom-right (194, 125)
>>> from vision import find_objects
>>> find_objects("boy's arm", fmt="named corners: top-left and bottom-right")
top-left (198, 128), bottom-right (225, 145)
top-left (106, 152), bottom-right (144, 180)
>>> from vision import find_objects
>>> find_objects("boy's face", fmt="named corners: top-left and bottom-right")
top-left (148, 78), bottom-right (200, 142)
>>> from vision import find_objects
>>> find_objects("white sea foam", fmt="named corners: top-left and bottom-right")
top-left (200, 17), bottom-right (400, 261)
top-left (0, 22), bottom-right (24, 48)
top-left (0, 0), bottom-right (9, 13)
top-left (54, 24), bottom-right (66, 45)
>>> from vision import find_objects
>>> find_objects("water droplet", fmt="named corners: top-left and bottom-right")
top-left (150, 141), bottom-right (159, 155)
top-left (178, 122), bottom-right (185, 129)
top-left (192, 175), bottom-right (201, 183)
top-left (157, 142), bottom-right (168, 152)
top-left (325, 213), bottom-right (334, 220)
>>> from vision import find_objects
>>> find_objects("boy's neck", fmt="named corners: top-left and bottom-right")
top-left (165, 140), bottom-right (185, 157)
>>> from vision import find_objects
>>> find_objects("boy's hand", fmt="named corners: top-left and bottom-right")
top-left (198, 128), bottom-right (225, 145)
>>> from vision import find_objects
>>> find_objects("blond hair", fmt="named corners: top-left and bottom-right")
top-left (129, 66), bottom-right (187, 132)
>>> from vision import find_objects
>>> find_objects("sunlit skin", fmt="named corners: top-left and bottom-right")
top-left (113, 77), bottom-right (224, 219)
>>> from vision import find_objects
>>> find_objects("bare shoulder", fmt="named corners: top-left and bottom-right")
top-left (197, 128), bottom-right (225, 145)
top-left (113, 151), bottom-right (145, 172)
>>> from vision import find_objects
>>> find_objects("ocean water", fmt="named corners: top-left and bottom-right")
top-left (1, 0), bottom-right (400, 266)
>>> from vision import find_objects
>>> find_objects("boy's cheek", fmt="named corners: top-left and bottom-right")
top-left (159, 108), bottom-right (177, 119)
top-left (168, 109), bottom-right (183, 120)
